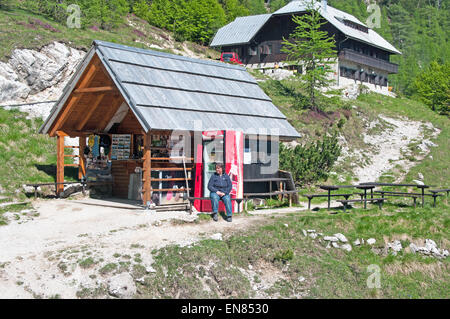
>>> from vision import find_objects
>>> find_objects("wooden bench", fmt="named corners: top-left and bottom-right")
top-left (372, 193), bottom-right (420, 208)
top-left (302, 193), bottom-right (363, 210)
top-left (244, 190), bottom-right (298, 207)
top-left (337, 198), bottom-right (387, 213)
top-left (375, 191), bottom-right (443, 207)
top-left (187, 197), bottom-right (244, 214)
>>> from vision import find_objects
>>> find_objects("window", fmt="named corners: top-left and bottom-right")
top-left (248, 46), bottom-right (257, 56)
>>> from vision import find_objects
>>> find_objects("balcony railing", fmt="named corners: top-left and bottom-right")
top-left (338, 48), bottom-right (399, 74)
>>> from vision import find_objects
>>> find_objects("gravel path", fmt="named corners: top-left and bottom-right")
top-left (0, 197), bottom-right (330, 298)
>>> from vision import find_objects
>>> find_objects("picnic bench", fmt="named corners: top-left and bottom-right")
top-left (337, 198), bottom-right (387, 213)
top-left (360, 182), bottom-right (432, 207)
top-left (302, 193), bottom-right (364, 210)
top-left (318, 184), bottom-right (375, 210)
top-left (244, 190), bottom-right (298, 207)
top-left (374, 191), bottom-right (444, 207)
top-left (187, 197), bottom-right (244, 214)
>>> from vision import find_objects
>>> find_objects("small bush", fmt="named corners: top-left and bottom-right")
top-left (273, 249), bottom-right (294, 263)
top-left (279, 132), bottom-right (341, 186)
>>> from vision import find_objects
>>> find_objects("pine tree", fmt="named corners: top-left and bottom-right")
top-left (281, 0), bottom-right (337, 112)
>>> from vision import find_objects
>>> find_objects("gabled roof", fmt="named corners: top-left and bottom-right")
top-left (40, 40), bottom-right (300, 139)
top-left (210, 14), bottom-right (272, 47)
top-left (211, 0), bottom-right (401, 55)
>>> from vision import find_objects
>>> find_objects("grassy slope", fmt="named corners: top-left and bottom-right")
top-left (133, 201), bottom-right (449, 299)
top-left (0, 8), bottom-right (218, 61)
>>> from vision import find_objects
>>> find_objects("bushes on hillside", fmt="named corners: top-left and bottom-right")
top-left (413, 61), bottom-right (449, 115)
top-left (279, 133), bottom-right (341, 186)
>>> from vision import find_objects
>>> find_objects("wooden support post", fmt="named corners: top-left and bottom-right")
top-left (56, 132), bottom-right (65, 195)
top-left (78, 134), bottom-right (86, 180)
top-left (142, 132), bottom-right (152, 206)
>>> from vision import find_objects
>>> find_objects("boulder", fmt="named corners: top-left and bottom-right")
top-left (353, 239), bottom-right (361, 246)
top-left (387, 240), bottom-right (402, 254)
top-left (210, 233), bottom-right (223, 241)
top-left (341, 244), bottom-right (352, 252)
top-left (367, 238), bottom-right (376, 245)
top-left (332, 242), bottom-right (340, 248)
top-left (334, 233), bottom-right (348, 243)
top-left (324, 236), bottom-right (339, 242)
top-left (107, 273), bottom-right (137, 298)
top-left (409, 243), bottom-right (418, 254)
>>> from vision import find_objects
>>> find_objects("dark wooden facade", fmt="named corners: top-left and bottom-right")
top-left (221, 13), bottom-right (398, 76)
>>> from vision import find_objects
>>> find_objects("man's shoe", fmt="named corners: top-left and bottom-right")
top-left (212, 213), bottom-right (218, 221)
top-left (226, 216), bottom-right (232, 222)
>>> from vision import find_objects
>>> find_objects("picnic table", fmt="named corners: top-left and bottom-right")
top-left (318, 184), bottom-right (375, 210)
top-left (360, 182), bottom-right (431, 207)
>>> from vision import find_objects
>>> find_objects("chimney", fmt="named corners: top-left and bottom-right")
top-left (322, 0), bottom-right (327, 12)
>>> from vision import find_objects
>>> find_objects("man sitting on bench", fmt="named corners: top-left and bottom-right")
top-left (208, 163), bottom-right (233, 222)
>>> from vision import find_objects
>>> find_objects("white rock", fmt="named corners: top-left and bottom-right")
top-left (307, 229), bottom-right (316, 233)
top-left (324, 236), bottom-right (339, 242)
top-left (418, 173), bottom-right (424, 180)
top-left (332, 242), bottom-right (340, 248)
top-left (248, 265), bottom-right (253, 270)
top-left (253, 285), bottom-right (258, 291)
top-left (413, 180), bottom-right (424, 186)
top-left (136, 277), bottom-right (145, 283)
top-left (22, 184), bottom-right (35, 194)
top-left (341, 244), bottom-right (352, 252)
top-left (298, 276), bottom-right (306, 282)
top-left (302, 230), bottom-right (307, 237)
top-left (145, 266), bottom-right (156, 273)
top-left (409, 243), bottom-right (418, 254)
top-left (425, 239), bottom-right (437, 251)
top-left (353, 239), bottom-right (361, 246)
top-left (283, 224), bottom-right (288, 228)
top-left (210, 233), bottom-right (223, 241)
top-left (334, 233), bottom-right (348, 243)
top-left (107, 273), bottom-right (137, 299)
top-left (387, 240), bottom-right (402, 253)
top-left (309, 233), bottom-right (318, 239)
top-left (367, 238), bottom-right (376, 245)
top-left (442, 250), bottom-right (449, 257)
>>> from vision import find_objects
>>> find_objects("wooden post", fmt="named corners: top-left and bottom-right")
top-left (78, 134), bottom-right (86, 180)
top-left (142, 132), bottom-right (152, 206)
top-left (56, 132), bottom-right (65, 195)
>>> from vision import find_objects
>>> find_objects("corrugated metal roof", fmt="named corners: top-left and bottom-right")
top-left (40, 40), bottom-right (300, 139)
top-left (211, 0), bottom-right (401, 55)
top-left (210, 14), bottom-right (272, 47)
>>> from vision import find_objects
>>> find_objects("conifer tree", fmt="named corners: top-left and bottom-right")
top-left (281, 0), bottom-right (337, 112)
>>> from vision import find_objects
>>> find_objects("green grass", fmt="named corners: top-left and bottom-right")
top-left (0, 8), bottom-right (219, 62)
top-left (0, 108), bottom-right (78, 201)
top-left (135, 200), bottom-right (449, 299)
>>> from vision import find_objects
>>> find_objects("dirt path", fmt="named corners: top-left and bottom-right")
top-left (0, 197), bottom-right (332, 298)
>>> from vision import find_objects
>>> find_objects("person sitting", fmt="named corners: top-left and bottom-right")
top-left (207, 163), bottom-right (233, 222)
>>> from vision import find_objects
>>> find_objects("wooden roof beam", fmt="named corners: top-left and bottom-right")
top-left (76, 93), bottom-right (106, 131)
top-left (73, 86), bottom-right (117, 94)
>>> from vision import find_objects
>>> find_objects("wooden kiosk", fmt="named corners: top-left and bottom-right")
top-left (39, 40), bottom-right (300, 208)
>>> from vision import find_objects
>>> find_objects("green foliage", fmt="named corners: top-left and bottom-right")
top-left (221, 0), bottom-right (250, 22)
top-left (281, 0), bottom-right (337, 111)
top-left (279, 133), bottom-right (342, 185)
top-left (148, 0), bottom-right (226, 44)
top-left (0, 0), bottom-right (14, 10)
top-left (273, 249), bottom-right (293, 263)
top-left (412, 61), bottom-right (449, 115)
top-left (20, 0), bottom-right (129, 30)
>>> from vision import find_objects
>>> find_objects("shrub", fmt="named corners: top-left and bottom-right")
top-left (279, 133), bottom-right (341, 186)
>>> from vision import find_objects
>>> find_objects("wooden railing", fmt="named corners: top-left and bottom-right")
top-left (338, 49), bottom-right (399, 74)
